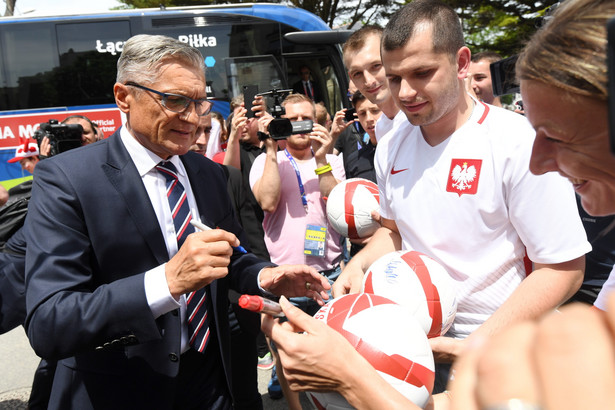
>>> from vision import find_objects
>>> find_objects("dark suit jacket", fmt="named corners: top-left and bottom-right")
top-left (292, 79), bottom-right (323, 103)
top-left (0, 226), bottom-right (26, 334)
top-left (24, 131), bottom-right (272, 409)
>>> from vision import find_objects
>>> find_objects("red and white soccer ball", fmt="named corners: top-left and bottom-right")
top-left (326, 178), bottom-right (380, 240)
top-left (362, 250), bottom-right (457, 338)
top-left (306, 293), bottom-right (435, 410)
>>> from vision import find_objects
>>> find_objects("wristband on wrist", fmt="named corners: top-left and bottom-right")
top-left (314, 163), bottom-right (333, 175)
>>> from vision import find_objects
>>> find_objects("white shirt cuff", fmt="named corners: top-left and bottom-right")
top-left (144, 263), bottom-right (181, 319)
top-left (257, 267), bottom-right (278, 299)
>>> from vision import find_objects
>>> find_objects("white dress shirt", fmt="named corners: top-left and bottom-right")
top-left (120, 126), bottom-right (200, 352)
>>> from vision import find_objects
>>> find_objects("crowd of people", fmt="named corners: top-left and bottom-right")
top-left (0, 0), bottom-right (614, 408)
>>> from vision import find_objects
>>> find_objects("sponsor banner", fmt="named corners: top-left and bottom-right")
top-left (0, 107), bottom-right (123, 149)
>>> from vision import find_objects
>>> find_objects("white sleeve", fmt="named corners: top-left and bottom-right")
top-left (144, 264), bottom-right (181, 319)
top-left (503, 121), bottom-right (591, 263)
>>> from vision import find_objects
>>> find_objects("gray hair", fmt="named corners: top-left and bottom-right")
top-left (116, 34), bottom-right (205, 85)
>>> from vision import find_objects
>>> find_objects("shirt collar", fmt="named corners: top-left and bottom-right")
top-left (120, 126), bottom-right (186, 177)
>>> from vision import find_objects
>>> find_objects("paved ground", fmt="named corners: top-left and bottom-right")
top-left (0, 327), bottom-right (312, 409)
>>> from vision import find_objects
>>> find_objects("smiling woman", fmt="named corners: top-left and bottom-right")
top-left (445, 1), bottom-right (615, 409)
top-left (516, 0), bottom-right (615, 217)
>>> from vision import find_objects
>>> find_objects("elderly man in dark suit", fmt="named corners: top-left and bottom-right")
top-left (23, 34), bottom-right (329, 410)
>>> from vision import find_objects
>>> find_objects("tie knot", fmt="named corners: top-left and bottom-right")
top-left (156, 161), bottom-right (179, 181)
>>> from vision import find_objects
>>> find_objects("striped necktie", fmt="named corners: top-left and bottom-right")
top-left (156, 161), bottom-right (211, 353)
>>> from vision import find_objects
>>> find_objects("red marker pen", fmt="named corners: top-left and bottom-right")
top-left (238, 295), bottom-right (285, 318)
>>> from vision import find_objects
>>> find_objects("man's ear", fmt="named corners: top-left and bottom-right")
top-left (457, 46), bottom-right (472, 80)
top-left (114, 83), bottom-right (131, 114)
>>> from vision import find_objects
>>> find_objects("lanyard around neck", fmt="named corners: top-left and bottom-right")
top-left (284, 148), bottom-right (309, 213)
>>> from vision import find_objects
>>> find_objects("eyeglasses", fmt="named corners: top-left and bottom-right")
top-left (125, 82), bottom-right (212, 117)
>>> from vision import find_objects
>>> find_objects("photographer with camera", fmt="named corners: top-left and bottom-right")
top-left (35, 115), bottom-right (98, 159)
top-left (249, 92), bottom-right (345, 407)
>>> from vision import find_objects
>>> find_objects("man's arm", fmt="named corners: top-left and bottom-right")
top-left (263, 296), bottom-right (422, 410)
top-left (430, 256), bottom-right (585, 362)
top-left (311, 123), bottom-right (341, 198)
top-left (251, 119), bottom-right (281, 213)
top-left (332, 217), bottom-right (402, 297)
top-left (222, 107), bottom-right (246, 170)
top-left (330, 108), bottom-right (354, 150)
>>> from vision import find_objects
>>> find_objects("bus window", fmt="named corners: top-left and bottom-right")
top-left (56, 21), bottom-right (131, 106)
top-left (226, 56), bottom-right (284, 101)
top-left (287, 56), bottom-right (345, 114)
top-left (0, 23), bottom-right (57, 111)
top-left (140, 20), bottom-right (283, 103)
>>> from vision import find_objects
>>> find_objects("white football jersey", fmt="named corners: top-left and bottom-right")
top-left (375, 101), bottom-right (590, 338)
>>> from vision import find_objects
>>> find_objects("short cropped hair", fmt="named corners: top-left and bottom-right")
top-left (116, 34), bottom-right (205, 86)
top-left (282, 93), bottom-right (316, 117)
top-left (230, 95), bottom-right (244, 112)
top-left (62, 114), bottom-right (96, 131)
top-left (315, 102), bottom-right (329, 126)
top-left (382, 0), bottom-right (465, 59)
top-left (471, 51), bottom-right (502, 64)
top-left (343, 25), bottom-right (383, 56)
top-left (350, 90), bottom-right (366, 108)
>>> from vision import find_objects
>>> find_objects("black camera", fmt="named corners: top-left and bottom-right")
top-left (490, 55), bottom-right (519, 97)
top-left (344, 108), bottom-right (356, 123)
top-left (33, 119), bottom-right (83, 158)
top-left (259, 89), bottom-right (313, 140)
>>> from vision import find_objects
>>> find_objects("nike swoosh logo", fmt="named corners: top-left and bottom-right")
top-left (391, 167), bottom-right (408, 175)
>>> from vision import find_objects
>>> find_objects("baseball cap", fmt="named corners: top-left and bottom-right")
top-left (7, 139), bottom-right (39, 163)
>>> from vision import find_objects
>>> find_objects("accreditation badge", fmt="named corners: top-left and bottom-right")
top-left (304, 224), bottom-right (327, 258)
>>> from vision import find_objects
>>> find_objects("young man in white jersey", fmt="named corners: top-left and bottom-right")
top-left (332, 0), bottom-right (590, 392)
top-left (343, 25), bottom-right (405, 141)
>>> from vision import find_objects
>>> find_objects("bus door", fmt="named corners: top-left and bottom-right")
top-left (285, 55), bottom-right (346, 115)
top-left (225, 55), bottom-right (286, 115)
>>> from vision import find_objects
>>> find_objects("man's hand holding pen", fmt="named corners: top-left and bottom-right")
top-left (165, 228), bottom-right (240, 300)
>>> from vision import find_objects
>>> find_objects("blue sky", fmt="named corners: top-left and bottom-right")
top-left (10, 0), bottom-right (123, 16)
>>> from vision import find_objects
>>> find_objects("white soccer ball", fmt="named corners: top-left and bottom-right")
top-left (362, 250), bottom-right (458, 338)
top-left (326, 178), bottom-right (380, 240)
top-left (306, 293), bottom-right (435, 409)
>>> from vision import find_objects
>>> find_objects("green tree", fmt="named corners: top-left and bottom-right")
top-left (114, 0), bottom-right (554, 57)
top-left (286, 0), bottom-right (404, 28)
top-left (442, 0), bottom-right (559, 57)
top-left (114, 0), bottom-right (400, 28)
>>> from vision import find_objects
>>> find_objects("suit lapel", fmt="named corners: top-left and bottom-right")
top-left (101, 132), bottom-right (169, 264)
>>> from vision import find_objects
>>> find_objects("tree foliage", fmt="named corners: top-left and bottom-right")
top-left (107, 0), bottom-right (556, 57)
top-left (440, 0), bottom-right (559, 57)
top-left (113, 0), bottom-right (401, 27)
